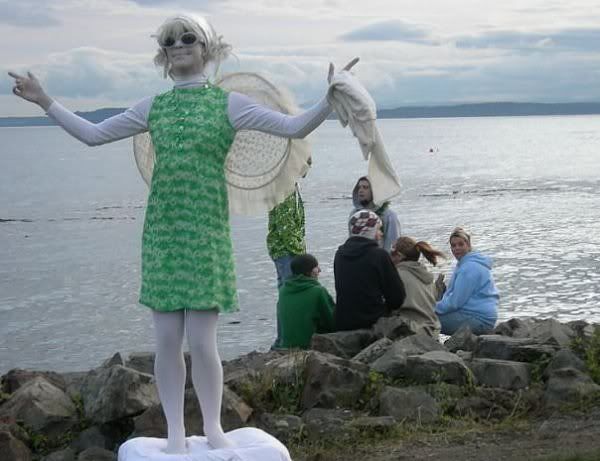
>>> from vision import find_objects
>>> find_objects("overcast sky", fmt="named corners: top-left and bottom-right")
top-left (3, 0), bottom-right (600, 116)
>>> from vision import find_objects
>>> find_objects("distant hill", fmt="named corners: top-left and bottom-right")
top-left (3, 102), bottom-right (600, 127)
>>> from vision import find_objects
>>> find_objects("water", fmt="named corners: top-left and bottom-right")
top-left (1, 116), bottom-right (600, 374)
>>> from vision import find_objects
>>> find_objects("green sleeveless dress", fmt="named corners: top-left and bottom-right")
top-left (139, 86), bottom-right (238, 312)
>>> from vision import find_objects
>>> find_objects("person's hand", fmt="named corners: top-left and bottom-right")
top-left (327, 57), bottom-right (360, 84)
top-left (435, 273), bottom-right (446, 300)
top-left (8, 71), bottom-right (53, 110)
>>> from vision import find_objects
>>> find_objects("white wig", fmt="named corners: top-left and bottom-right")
top-left (153, 15), bottom-right (232, 78)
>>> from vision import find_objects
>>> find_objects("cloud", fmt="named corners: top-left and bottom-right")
top-left (0, 1), bottom-right (60, 27)
top-left (339, 20), bottom-right (439, 45)
top-left (456, 28), bottom-right (600, 53)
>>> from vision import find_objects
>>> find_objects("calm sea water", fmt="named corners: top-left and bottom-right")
top-left (1, 116), bottom-right (600, 374)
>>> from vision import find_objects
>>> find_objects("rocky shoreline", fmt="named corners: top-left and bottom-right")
top-left (2, 315), bottom-right (600, 461)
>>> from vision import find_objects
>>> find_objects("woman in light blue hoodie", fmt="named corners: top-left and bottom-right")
top-left (435, 227), bottom-right (499, 335)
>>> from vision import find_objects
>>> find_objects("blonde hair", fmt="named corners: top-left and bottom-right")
top-left (449, 226), bottom-right (471, 245)
top-left (153, 15), bottom-right (232, 78)
top-left (392, 236), bottom-right (446, 266)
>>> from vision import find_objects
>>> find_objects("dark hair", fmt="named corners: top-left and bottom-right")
top-left (291, 254), bottom-right (318, 276)
top-left (392, 236), bottom-right (446, 266)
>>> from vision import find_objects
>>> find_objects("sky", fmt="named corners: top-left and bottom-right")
top-left (3, 0), bottom-right (600, 116)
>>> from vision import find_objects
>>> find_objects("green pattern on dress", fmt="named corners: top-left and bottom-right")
top-left (266, 186), bottom-right (306, 259)
top-left (139, 86), bottom-right (237, 312)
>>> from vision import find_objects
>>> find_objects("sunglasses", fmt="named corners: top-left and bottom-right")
top-left (160, 31), bottom-right (203, 48)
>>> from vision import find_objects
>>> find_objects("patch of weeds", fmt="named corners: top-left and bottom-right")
top-left (0, 390), bottom-right (10, 405)
top-left (356, 371), bottom-right (389, 410)
top-left (530, 354), bottom-right (553, 383)
top-left (538, 449), bottom-right (600, 461)
top-left (20, 425), bottom-right (76, 456)
top-left (584, 326), bottom-right (600, 384)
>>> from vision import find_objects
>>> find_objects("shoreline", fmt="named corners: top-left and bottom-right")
top-left (2, 316), bottom-right (600, 460)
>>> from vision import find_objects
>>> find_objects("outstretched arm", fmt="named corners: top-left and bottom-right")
top-left (228, 58), bottom-right (359, 138)
top-left (8, 71), bottom-right (150, 146)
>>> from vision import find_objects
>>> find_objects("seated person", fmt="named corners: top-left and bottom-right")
top-left (435, 227), bottom-right (499, 335)
top-left (390, 236), bottom-right (445, 338)
top-left (334, 210), bottom-right (406, 331)
top-left (277, 254), bottom-right (335, 348)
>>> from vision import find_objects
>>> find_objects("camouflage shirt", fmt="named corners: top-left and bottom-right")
top-left (267, 186), bottom-right (306, 259)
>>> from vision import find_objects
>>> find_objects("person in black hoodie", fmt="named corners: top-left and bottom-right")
top-left (334, 209), bottom-right (406, 331)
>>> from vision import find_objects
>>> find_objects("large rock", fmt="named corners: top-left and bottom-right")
top-left (543, 349), bottom-right (586, 378)
top-left (0, 428), bottom-right (31, 461)
top-left (404, 351), bottom-right (472, 386)
top-left (474, 335), bottom-right (537, 360)
top-left (469, 358), bottom-right (531, 390)
top-left (351, 337), bottom-right (393, 365)
top-left (0, 377), bottom-right (77, 437)
top-left (543, 368), bottom-right (600, 407)
top-left (301, 352), bottom-right (369, 410)
top-left (43, 448), bottom-right (76, 461)
top-left (70, 426), bottom-right (111, 453)
top-left (371, 333), bottom-right (445, 379)
top-left (530, 319), bottom-right (574, 347)
top-left (372, 314), bottom-right (426, 340)
top-left (263, 351), bottom-right (310, 386)
top-left (494, 317), bottom-right (535, 338)
top-left (301, 408), bottom-right (356, 440)
top-left (125, 352), bottom-right (195, 388)
top-left (453, 396), bottom-right (509, 420)
top-left (444, 324), bottom-right (478, 353)
top-left (310, 330), bottom-right (376, 359)
top-left (257, 413), bottom-right (304, 444)
top-left (80, 365), bottom-right (159, 424)
top-left (77, 447), bottom-right (115, 461)
top-left (133, 386), bottom-right (251, 438)
top-left (379, 386), bottom-right (440, 423)
top-left (2, 369), bottom-right (67, 394)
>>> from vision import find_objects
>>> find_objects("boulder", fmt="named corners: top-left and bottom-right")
top-left (125, 352), bottom-right (194, 388)
top-left (444, 324), bottom-right (478, 353)
top-left (257, 413), bottom-right (304, 443)
top-left (301, 408), bottom-right (356, 440)
top-left (543, 368), bottom-right (600, 407)
top-left (301, 352), bottom-right (369, 410)
top-left (77, 447), bottom-right (115, 461)
top-left (494, 318), bottom-right (535, 338)
top-left (351, 337), bottom-right (393, 365)
top-left (80, 365), bottom-right (159, 424)
top-left (101, 353), bottom-right (123, 368)
top-left (474, 335), bottom-right (537, 360)
top-left (372, 314), bottom-right (425, 340)
top-left (70, 426), bottom-right (111, 453)
top-left (310, 330), bottom-right (376, 359)
top-left (404, 351), bottom-right (472, 386)
top-left (530, 318), bottom-right (574, 348)
top-left (543, 349), bottom-right (586, 378)
top-left (133, 386), bottom-right (251, 438)
top-left (263, 351), bottom-right (310, 386)
top-left (349, 415), bottom-right (397, 431)
top-left (60, 372), bottom-right (88, 400)
top-left (0, 377), bottom-right (77, 437)
top-left (2, 369), bottom-right (66, 394)
top-left (371, 333), bottom-right (445, 379)
top-left (469, 358), bottom-right (531, 390)
top-left (42, 448), bottom-right (76, 461)
top-left (0, 428), bottom-right (31, 461)
top-left (379, 386), bottom-right (440, 423)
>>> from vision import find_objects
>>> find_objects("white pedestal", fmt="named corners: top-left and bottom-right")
top-left (118, 427), bottom-right (291, 461)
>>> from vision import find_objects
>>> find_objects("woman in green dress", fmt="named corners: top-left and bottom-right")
top-left (9, 14), bottom-right (357, 454)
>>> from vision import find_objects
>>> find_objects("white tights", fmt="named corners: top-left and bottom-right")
top-left (152, 309), bottom-right (232, 453)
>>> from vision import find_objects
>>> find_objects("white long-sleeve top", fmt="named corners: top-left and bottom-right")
top-left (46, 76), bottom-right (331, 147)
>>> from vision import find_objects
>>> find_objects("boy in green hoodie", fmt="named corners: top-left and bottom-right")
top-left (276, 254), bottom-right (335, 349)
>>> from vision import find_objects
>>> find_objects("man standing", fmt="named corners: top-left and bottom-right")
top-left (334, 209), bottom-right (406, 331)
top-left (350, 176), bottom-right (400, 252)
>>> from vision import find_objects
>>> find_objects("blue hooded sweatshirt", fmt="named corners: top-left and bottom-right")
top-left (435, 251), bottom-right (499, 328)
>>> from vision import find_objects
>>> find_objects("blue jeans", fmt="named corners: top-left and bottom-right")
top-left (438, 311), bottom-right (495, 335)
top-left (272, 254), bottom-right (294, 348)
top-left (273, 254), bottom-right (295, 289)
